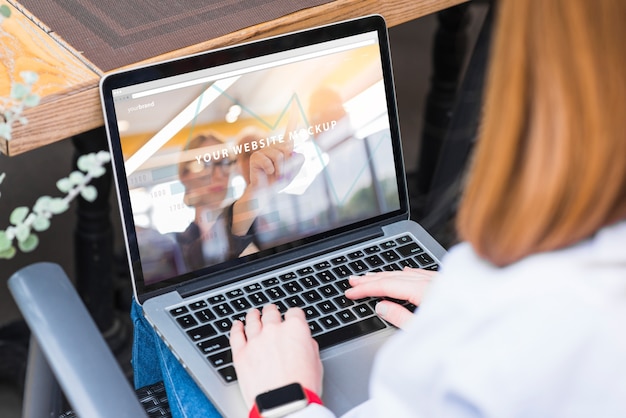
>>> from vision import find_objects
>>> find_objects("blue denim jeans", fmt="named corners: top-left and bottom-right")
top-left (131, 299), bottom-right (222, 418)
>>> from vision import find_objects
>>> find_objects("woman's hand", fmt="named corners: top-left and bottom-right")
top-left (229, 304), bottom-right (323, 409)
top-left (345, 267), bottom-right (436, 328)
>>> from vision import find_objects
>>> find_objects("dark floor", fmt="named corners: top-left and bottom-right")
top-left (0, 4), bottom-right (487, 416)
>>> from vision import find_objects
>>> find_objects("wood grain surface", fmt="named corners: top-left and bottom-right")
top-left (1, 0), bottom-right (467, 156)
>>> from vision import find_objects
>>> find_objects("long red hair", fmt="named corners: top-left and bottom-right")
top-left (456, 0), bottom-right (626, 266)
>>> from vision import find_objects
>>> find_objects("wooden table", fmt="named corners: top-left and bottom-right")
top-left (0, 0), bottom-right (467, 156)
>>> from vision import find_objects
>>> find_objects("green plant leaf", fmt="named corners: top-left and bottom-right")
top-left (9, 206), bottom-right (29, 225)
top-left (96, 151), bottom-right (111, 163)
top-left (10, 83), bottom-right (29, 100)
top-left (0, 231), bottom-right (12, 252)
top-left (80, 185), bottom-right (98, 202)
top-left (77, 154), bottom-right (97, 172)
top-left (18, 233), bottom-right (39, 253)
top-left (49, 198), bottom-right (69, 214)
top-left (33, 195), bottom-right (52, 214)
top-left (89, 164), bottom-right (106, 178)
top-left (14, 222), bottom-right (30, 242)
top-left (0, 123), bottom-right (12, 140)
top-left (23, 93), bottom-right (40, 107)
top-left (56, 177), bottom-right (72, 193)
top-left (32, 214), bottom-right (51, 232)
top-left (0, 246), bottom-right (17, 259)
top-left (69, 170), bottom-right (85, 185)
top-left (20, 71), bottom-right (39, 85)
top-left (0, 4), bottom-right (11, 18)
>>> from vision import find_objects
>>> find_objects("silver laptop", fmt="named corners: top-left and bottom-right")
top-left (100, 15), bottom-right (446, 417)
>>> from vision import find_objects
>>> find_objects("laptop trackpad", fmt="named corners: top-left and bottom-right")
top-left (320, 330), bottom-right (391, 415)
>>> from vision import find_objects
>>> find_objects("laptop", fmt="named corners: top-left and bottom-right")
top-left (100, 15), bottom-right (446, 417)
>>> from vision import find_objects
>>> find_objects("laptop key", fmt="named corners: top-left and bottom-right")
top-left (231, 297), bottom-right (251, 311)
top-left (266, 286), bottom-right (286, 300)
top-left (208, 349), bottom-right (232, 368)
top-left (415, 253), bottom-right (435, 266)
top-left (197, 335), bottom-right (229, 355)
top-left (380, 240), bottom-right (397, 249)
top-left (243, 283), bottom-right (263, 293)
top-left (396, 242), bottom-right (424, 257)
top-left (333, 295), bottom-right (354, 308)
top-left (317, 300), bottom-right (337, 314)
top-left (213, 303), bottom-right (234, 317)
top-left (363, 245), bottom-right (380, 254)
top-left (207, 294), bottom-right (226, 304)
top-left (187, 324), bottom-right (217, 341)
top-left (316, 270), bottom-right (336, 282)
top-left (195, 308), bottom-right (216, 323)
top-left (337, 309), bottom-right (357, 323)
top-left (354, 303), bottom-right (375, 318)
top-left (300, 275), bottom-right (320, 289)
top-left (395, 235), bottom-right (413, 245)
top-left (330, 256), bottom-right (348, 265)
top-left (285, 295), bottom-right (305, 308)
top-left (349, 260), bottom-right (368, 273)
top-left (303, 306), bottom-right (321, 320)
top-left (176, 315), bottom-right (198, 329)
top-left (380, 249), bottom-right (400, 262)
top-left (297, 266), bottom-right (315, 276)
top-left (332, 265), bottom-right (352, 278)
top-left (314, 316), bottom-right (386, 350)
top-left (303, 289), bottom-right (322, 303)
top-left (214, 318), bottom-right (232, 332)
top-left (314, 261), bottom-right (332, 270)
top-left (217, 366), bottom-right (237, 383)
top-left (364, 255), bottom-right (384, 268)
top-left (261, 277), bottom-right (280, 287)
top-left (399, 258), bottom-right (420, 269)
top-left (308, 320), bottom-right (323, 335)
top-left (319, 315), bottom-right (341, 329)
top-left (319, 284), bottom-right (339, 297)
top-left (336, 279), bottom-right (351, 291)
top-left (170, 306), bottom-right (189, 316)
top-left (225, 289), bottom-right (244, 299)
top-left (279, 272), bottom-right (297, 281)
top-left (283, 281), bottom-right (303, 294)
top-left (189, 300), bottom-right (207, 310)
top-left (248, 291), bottom-right (269, 306)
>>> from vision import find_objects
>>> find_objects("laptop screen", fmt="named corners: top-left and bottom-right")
top-left (101, 16), bottom-right (407, 296)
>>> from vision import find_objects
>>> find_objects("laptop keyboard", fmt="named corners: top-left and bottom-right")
top-left (168, 234), bottom-right (439, 384)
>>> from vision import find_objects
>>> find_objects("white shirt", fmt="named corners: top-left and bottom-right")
top-left (294, 220), bottom-right (626, 417)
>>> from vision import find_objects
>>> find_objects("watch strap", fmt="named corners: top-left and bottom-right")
top-left (249, 387), bottom-right (323, 418)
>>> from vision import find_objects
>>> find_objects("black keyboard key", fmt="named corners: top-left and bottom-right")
top-left (395, 235), bottom-right (413, 244)
top-left (207, 294), bottom-right (226, 304)
top-left (381, 249), bottom-right (400, 262)
top-left (349, 260), bottom-right (368, 273)
top-left (279, 272), bottom-right (297, 281)
top-left (208, 349), bottom-right (232, 368)
top-left (249, 291), bottom-right (269, 306)
top-left (319, 315), bottom-right (341, 329)
top-left (317, 301), bottom-right (337, 314)
top-left (297, 266), bottom-right (315, 275)
top-left (353, 303), bottom-right (375, 318)
top-left (380, 240), bottom-right (397, 249)
top-left (319, 284), bottom-right (339, 297)
top-left (266, 286), bottom-right (286, 300)
top-left (397, 242), bottom-right (424, 257)
top-left (195, 308), bottom-right (216, 323)
top-left (189, 300), bottom-right (207, 310)
top-left (399, 258), bottom-right (420, 269)
top-left (285, 295), bottom-right (305, 308)
top-left (303, 306), bottom-right (321, 320)
top-left (283, 281), bottom-right (303, 294)
top-left (243, 283), bottom-right (262, 293)
top-left (225, 289), bottom-right (244, 299)
top-left (332, 265), bottom-right (352, 278)
top-left (330, 256), bottom-right (348, 265)
top-left (187, 324), bottom-right (217, 342)
top-left (337, 309), bottom-right (357, 323)
top-left (176, 315), bottom-right (198, 329)
top-left (213, 303), bottom-right (234, 317)
top-left (364, 245), bottom-right (380, 254)
top-left (300, 275), bottom-right (320, 289)
top-left (347, 250), bottom-right (364, 259)
top-left (261, 277), bottom-right (280, 287)
top-left (217, 366), bottom-right (237, 383)
top-left (333, 295), bottom-right (354, 308)
top-left (314, 316), bottom-right (386, 350)
top-left (231, 297), bottom-right (251, 311)
top-left (364, 255), bottom-right (384, 268)
top-left (308, 320), bottom-right (323, 335)
top-left (314, 261), bottom-right (332, 270)
top-left (336, 279), bottom-right (351, 291)
top-left (303, 289), bottom-right (322, 303)
top-left (274, 300), bottom-right (288, 314)
top-left (316, 270), bottom-right (336, 282)
top-left (415, 253), bottom-right (435, 266)
top-left (197, 335), bottom-right (229, 355)
top-left (214, 318), bottom-right (233, 332)
top-left (384, 263), bottom-right (402, 271)
top-left (231, 312), bottom-right (247, 324)
top-left (424, 264), bottom-right (439, 271)
top-left (170, 306), bottom-right (188, 316)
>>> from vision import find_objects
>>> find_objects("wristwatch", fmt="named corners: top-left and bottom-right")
top-left (250, 383), bottom-right (323, 418)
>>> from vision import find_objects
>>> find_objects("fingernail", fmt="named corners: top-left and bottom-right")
top-left (375, 302), bottom-right (388, 318)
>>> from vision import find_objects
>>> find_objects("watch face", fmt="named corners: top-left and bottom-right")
top-left (256, 383), bottom-right (306, 412)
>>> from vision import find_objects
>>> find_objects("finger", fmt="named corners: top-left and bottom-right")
top-left (261, 304), bottom-right (282, 325)
top-left (284, 307), bottom-right (306, 323)
top-left (244, 307), bottom-right (262, 338)
top-left (375, 300), bottom-right (414, 329)
top-left (346, 270), bottom-right (432, 304)
top-left (229, 320), bottom-right (247, 354)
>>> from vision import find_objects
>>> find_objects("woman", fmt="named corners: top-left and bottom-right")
top-left (230, 0), bottom-right (626, 416)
